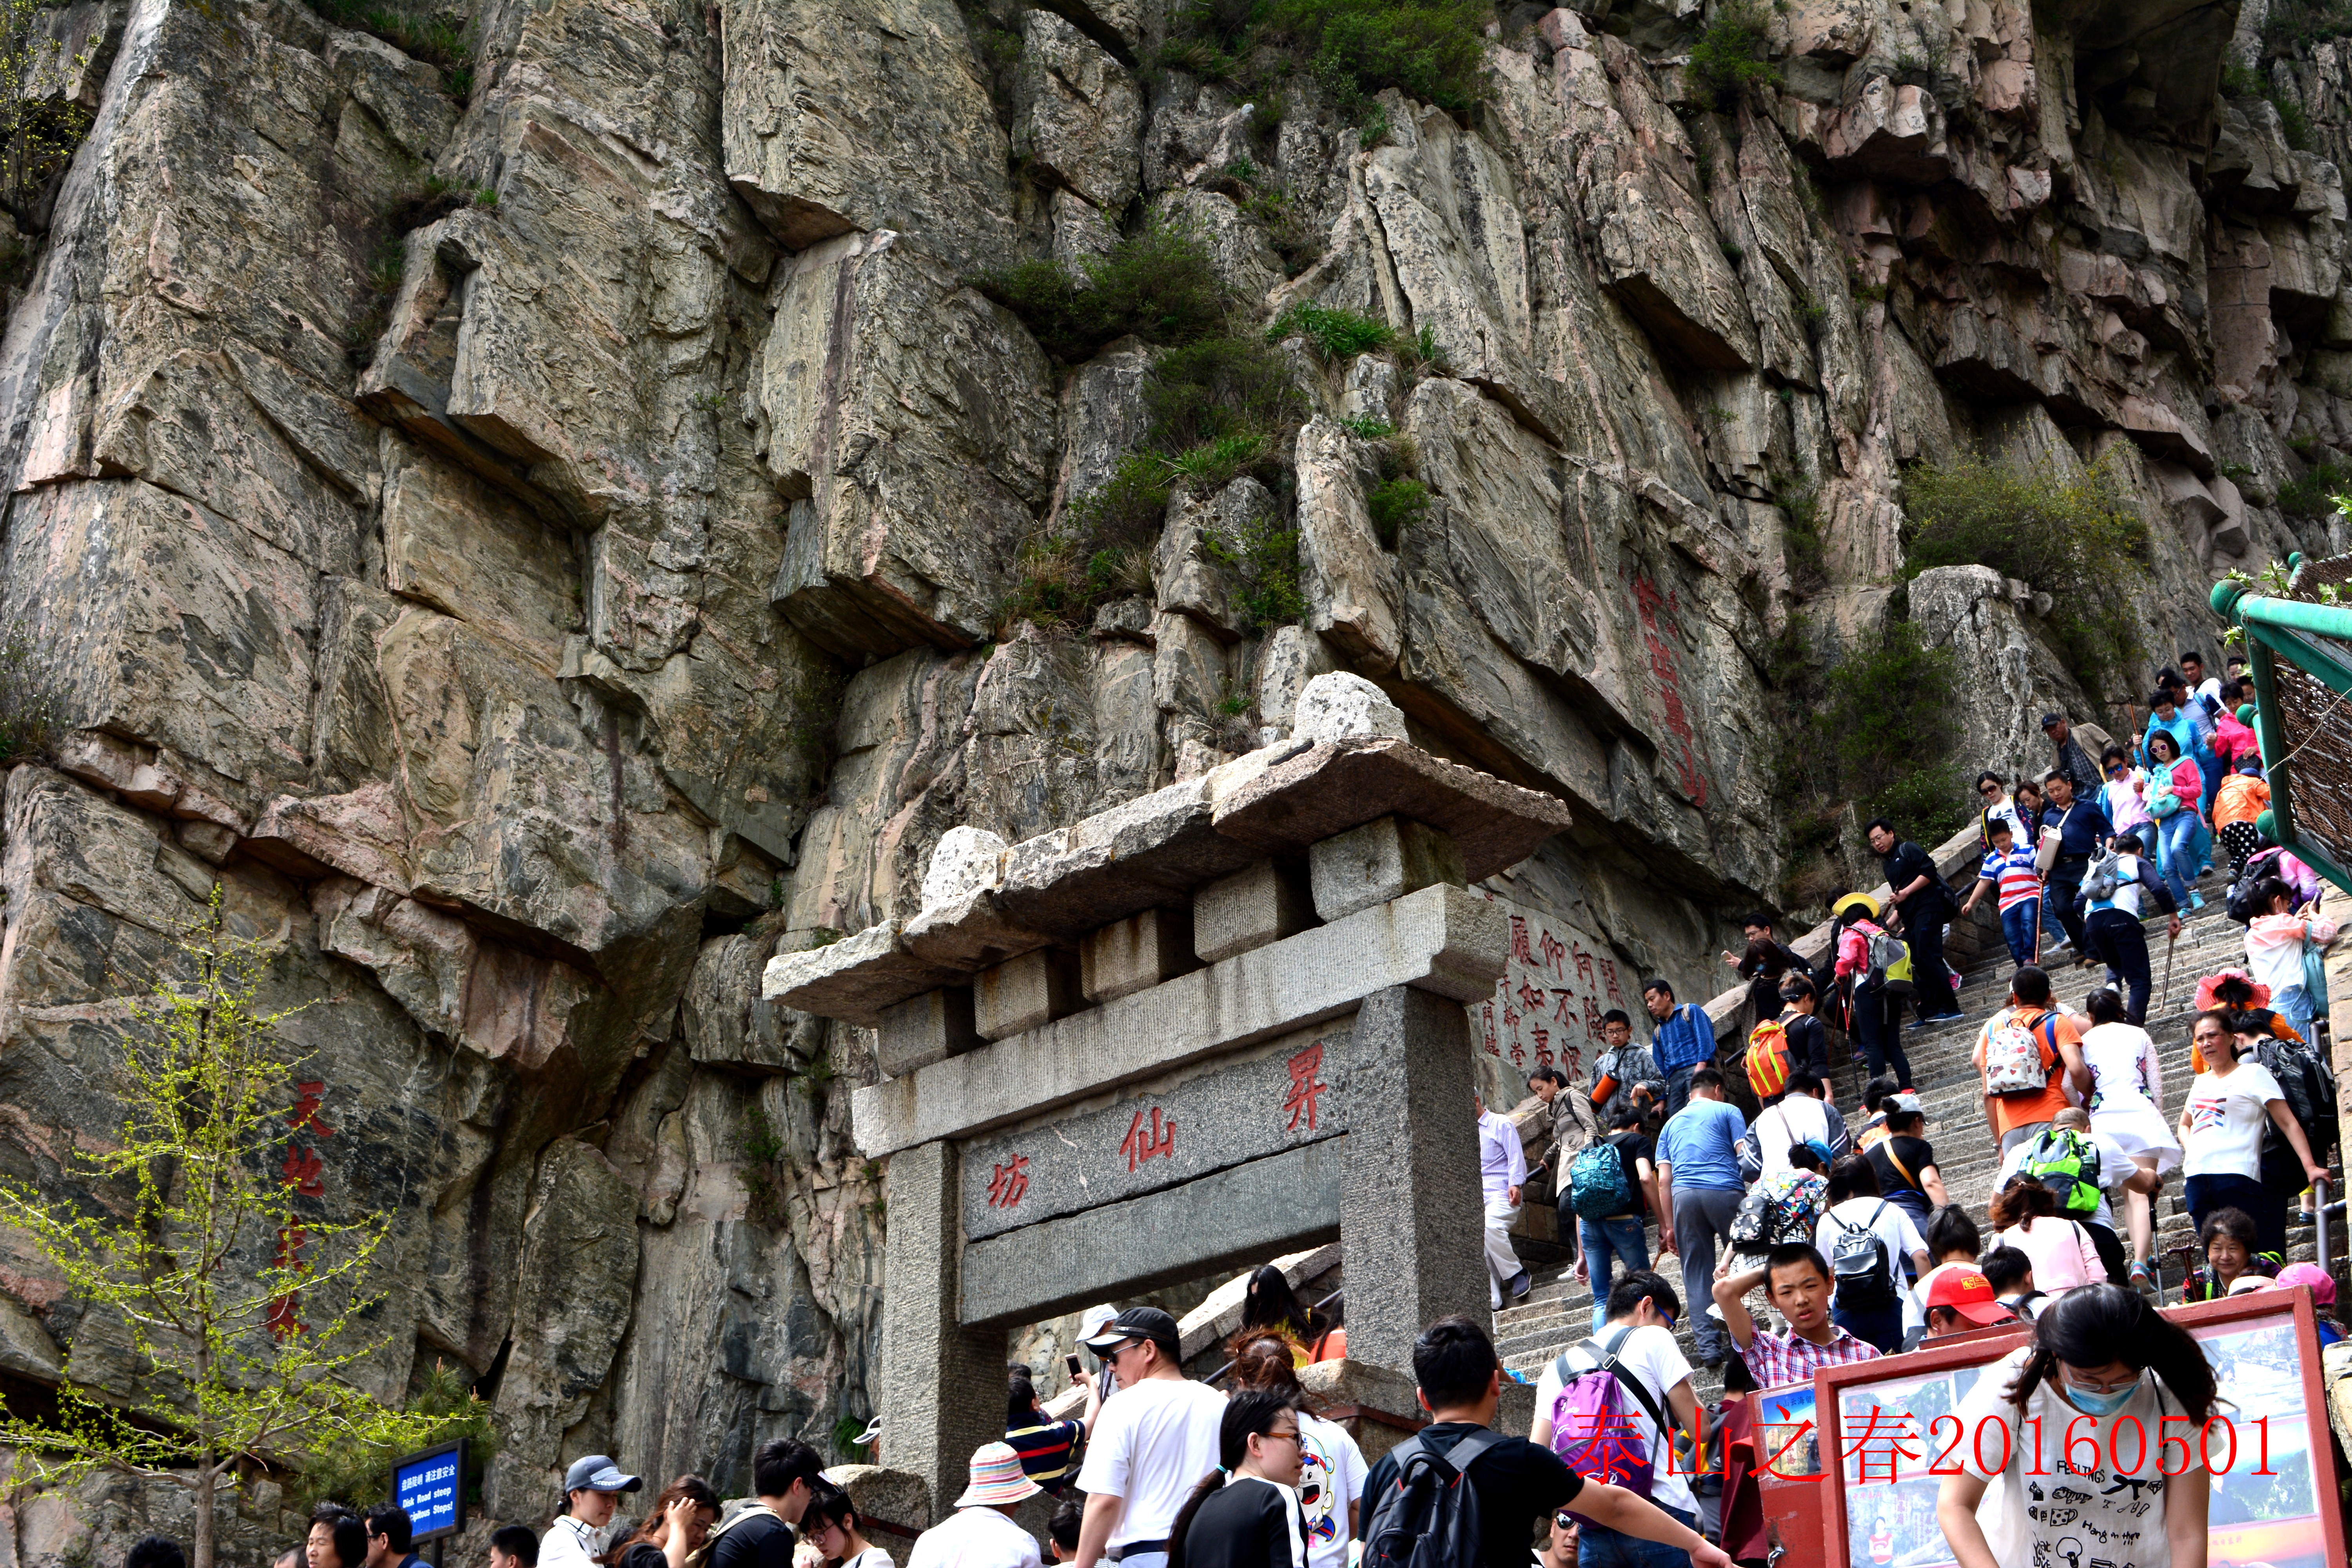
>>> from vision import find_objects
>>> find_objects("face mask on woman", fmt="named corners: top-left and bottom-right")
top-left (2061, 1368), bottom-right (2143, 1416)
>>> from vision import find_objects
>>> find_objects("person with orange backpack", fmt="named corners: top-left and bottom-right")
top-left (1744, 976), bottom-right (1829, 1107)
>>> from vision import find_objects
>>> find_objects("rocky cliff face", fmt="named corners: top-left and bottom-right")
top-left (0, 0), bottom-right (2347, 1544)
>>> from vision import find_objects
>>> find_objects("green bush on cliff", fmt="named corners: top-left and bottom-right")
top-left (1153, 0), bottom-right (1489, 118)
top-left (976, 223), bottom-right (1235, 362)
top-left (1900, 449), bottom-right (2149, 701)
top-left (1689, 0), bottom-right (1780, 106)
top-left (0, 634), bottom-right (57, 767)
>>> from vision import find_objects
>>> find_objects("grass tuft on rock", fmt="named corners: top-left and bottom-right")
top-left (1155, 0), bottom-right (1489, 120)
top-left (1688, 0), bottom-right (1779, 105)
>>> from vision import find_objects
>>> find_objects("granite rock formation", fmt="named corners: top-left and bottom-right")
top-left (0, 0), bottom-right (2348, 1547)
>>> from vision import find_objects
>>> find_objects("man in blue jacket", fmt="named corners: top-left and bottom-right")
top-left (2038, 769), bottom-right (2113, 964)
top-left (1643, 979), bottom-right (1715, 1120)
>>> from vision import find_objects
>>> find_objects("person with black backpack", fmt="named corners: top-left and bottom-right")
top-left (1809, 1157), bottom-right (1930, 1353)
top-left (1356, 1317), bottom-right (1728, 1568)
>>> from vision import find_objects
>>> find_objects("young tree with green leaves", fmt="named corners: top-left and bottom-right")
top-left (0, 892), bottom-right (470, 1568)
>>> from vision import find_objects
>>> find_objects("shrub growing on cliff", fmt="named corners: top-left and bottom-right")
top-left (0, 0), bottom-right (96, 223)
top-left (2277, 460), bottom-right (2347, 517)
top-left (977, 223), bottom-right (1234, 362)
top-left (1900, 449), bottom-right (2149, 699)
top-left (0, 892), bottom-right (457, 1568)
top-left (1155, 0), bottom-right (1488, 118)
top-left (1688, 0), bottom-right (1780, 106)
top-left (0, 633), bottom-right (59, 766)
top-left (1820, 622), bottom-right (1967, 839)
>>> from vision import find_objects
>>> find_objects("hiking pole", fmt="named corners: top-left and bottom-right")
top-left (2161, 925), bottom-right (2178, 1019)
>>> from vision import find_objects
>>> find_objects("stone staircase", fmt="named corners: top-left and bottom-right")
top-left (1495, 868), bottom-right (2339, 1401)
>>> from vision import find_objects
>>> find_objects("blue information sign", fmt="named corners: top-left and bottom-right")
top-left (392, 1440), bottom-right (466, 1543)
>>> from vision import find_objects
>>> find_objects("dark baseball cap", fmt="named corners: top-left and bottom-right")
top-left (1082, 1305), bottom-right (1182, 1358)
top-left (563, 1455), bottom-right (642, 1494)
top-left (2040, 713), bottom-right (2063, 729)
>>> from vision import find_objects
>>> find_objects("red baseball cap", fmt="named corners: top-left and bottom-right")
top-left (1927, 1269), bottom-right (2015, 1326)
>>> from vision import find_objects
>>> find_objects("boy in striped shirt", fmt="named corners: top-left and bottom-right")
top-left (1959, 819), bottom-right (2043, 969)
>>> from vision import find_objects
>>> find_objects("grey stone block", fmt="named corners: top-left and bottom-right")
top-left (853, 883), bottom-right (1507, 1156)
top-left (879, 1142), bottom-right (1008, 1528)
top-left (960, 1021), bottom-right (1349, 1240)
top-left (762, 922), bottom-right (966, 1027)
top-left (820, 1466), bottom-right (935, 1534)
top-left (1212, 737), bottom-right (1575, 880)
top-left (1310, 815), bottom-right (1466, 922)
top-left (1080, 904), bottom-right (1200, 1003)
top-left (1194, 858), bottom-right (1315, 963)
top-left (959, 1140), bottom-right (1345, 1327)
top-left (973, 947), bottom-right (1082, 1040)
top-left (877, 986), bottom-right (980, 1078)
top-left (1339, 984), bottom-right (1490, 1376)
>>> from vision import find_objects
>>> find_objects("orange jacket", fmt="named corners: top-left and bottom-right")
top-left (2214, 773), bottom-right (2270, 829)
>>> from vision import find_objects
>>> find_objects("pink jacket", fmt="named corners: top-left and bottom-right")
top-left (2214, 711), bottom-right (2261, 768)
top-left (1996, 1217), bottom-right (2103, 1294)
top-left (2150, 756), bottom-right (2204, 817)
top-left (2247, 910), bottom-right (2341, 998)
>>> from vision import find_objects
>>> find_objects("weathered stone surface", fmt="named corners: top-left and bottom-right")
top-left (1214, 739), bottom-right (1574, 879)
top-left (960, 1140), bottom-right (1346, 1327)
top-left (721, 0), bottom-right (1017, 270)
top-left (1308, 815), bottom-right (1467, 921)
top-left (760, 232), bottom-right (1060, 656)
top-left (1079, 903), bottom-right (1200, 1002)
top-left (852, 882), bottom-right (1507, 1154)
top-left (973, 946), bottom-right (1083, 1039)
top-left (1193, 858), bottom-right (1317, 963)
top-left (1292, 671), bottom-right (1410, 744)
top-left (1015, 10), bottom-right (1142, 212)
top-left (960, 1022), bottom-right (1345, 1239)
top-left (877, 986), bottom-right (982, 1076)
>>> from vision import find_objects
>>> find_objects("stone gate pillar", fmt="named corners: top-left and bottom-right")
top-left (1341, 985), bottom-right (1489, 1373)
top-left (877, 1140), bottom-right (1007, 1506)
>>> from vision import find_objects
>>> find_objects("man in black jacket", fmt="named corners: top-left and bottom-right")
top-left (710, 1440), bottom-right (823, 1568)
top-left (1867, 819), bottom-right (1962, 1026)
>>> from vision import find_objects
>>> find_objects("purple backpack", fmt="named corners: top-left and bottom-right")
top-left (1548, 1327), bottom-right (1667, 1523)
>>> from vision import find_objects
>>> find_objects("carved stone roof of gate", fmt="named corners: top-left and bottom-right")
top-left (763, 681), bottom-right (1573, 1026)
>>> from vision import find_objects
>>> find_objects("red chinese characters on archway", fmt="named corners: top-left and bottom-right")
top-left (1120, 1107), bottom-right (1176, 1171)
top-left (987, 1154), bottom-right (1030, 1209)
top-left (271, 1079), bottom-right (334, 1338)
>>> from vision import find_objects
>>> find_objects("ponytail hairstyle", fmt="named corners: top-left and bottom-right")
top-left (1167, 1390), bottom-right (1296, 1568)
top-left (1224, 1331), bottom-right (1311, 1404)
top-left (2001, 1283), bottom-right (2218, 1423)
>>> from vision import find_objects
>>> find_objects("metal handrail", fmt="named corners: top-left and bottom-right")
top-left (2316, 1177), bottom-right (2332, 1276)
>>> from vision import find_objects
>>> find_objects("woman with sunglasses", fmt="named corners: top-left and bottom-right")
top-left (2096, 747), bottom-right (2154, 849)
top-left (1936, 1285), bottom-right (2216, 1568)
top-left (1166, 1390), bottom-right (1307, 1568)
top-left (1222, 1334), bottom-right (1363, 1568)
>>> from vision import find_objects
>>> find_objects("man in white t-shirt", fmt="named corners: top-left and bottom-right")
top-left (1074, 1307), bottom-right (1227, 1568)
top-left (1527, 1271), bottom-right (1702, 1548)
top-left (1996, 1107), bottom-right (2159, 1284)
top-left (1811, 1175), bottom-right (1931, 1352)
top-left (1751, 1074), bottom-right (1850, 1177)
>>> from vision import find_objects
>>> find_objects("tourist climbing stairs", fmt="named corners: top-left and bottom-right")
top-left (1494, 867), bottom-right (2334, 1403)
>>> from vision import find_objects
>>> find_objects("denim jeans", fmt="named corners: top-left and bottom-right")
top-left (2185, 1172), bottom-right (2272, 1253)
top-left (1832, 1301), bottom-right (1904, 1354)
top-left (1578, 1503), bottom-right (1698, 1568)
top-left (1662, 1063), bottom-right (1695, 1120)
top-left (1580, 1214), bottom-right (1650, 1329)
top-left (2273, 984), bottom-right (2318, 1034)
top-left (2154, 809), bottom-right (2200, 907)
top-left (1999, 900), bottom-right (2041, 968)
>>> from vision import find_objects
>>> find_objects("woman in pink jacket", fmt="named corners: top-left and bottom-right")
top-left (2143, 730), bottom-right (2206, 909)
top-left (1989, 1176), bottom-right (2103, 1295)
top-left (2244, 875), bottom-right (2341, 1034)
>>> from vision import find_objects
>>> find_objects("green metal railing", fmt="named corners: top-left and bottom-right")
top-left (2210, 553), bottom-right (2352, 898)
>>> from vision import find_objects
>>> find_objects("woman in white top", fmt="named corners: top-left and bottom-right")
top-left (2177, 1007), bottom-right (2327, 1259)
top-left (1938, 1284), bottom-right (2217, 1568)
top-left (2173, 1006), bottom-right (2324, 1260)
top-left (806, 1488), bottom-right (894, 1568)
top-left (2073, 987), bottom-right (2179, 1283)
